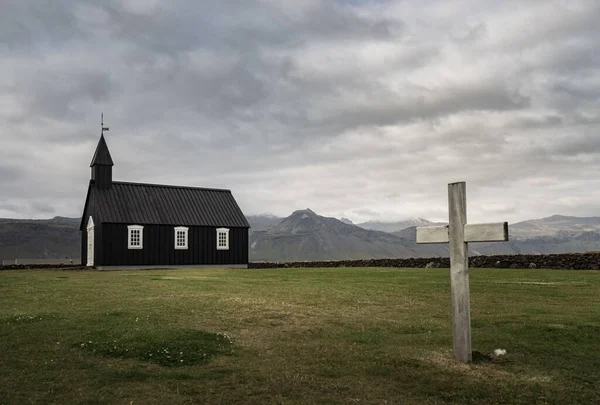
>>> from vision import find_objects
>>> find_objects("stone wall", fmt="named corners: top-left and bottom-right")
top-left (2, 253), bottom-right (599, 270)
top-left (1, 258), bottom-right (80, 266)
top-left (0, 264), bottom-right (87, 271)
top-left (248, 253), bottom-right (600, 270)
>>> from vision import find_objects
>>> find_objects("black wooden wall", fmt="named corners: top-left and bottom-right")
top-left (97, 224), bottom-right (248, 266)
top-left (91, 166), bottom-right (112, 189)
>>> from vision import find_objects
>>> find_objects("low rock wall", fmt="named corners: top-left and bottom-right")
top-left (0, 264), bottom-right (87, 271)
top-left (3, 253), bottom-right (599, 270)
top-left (248, 253), bottom-right (600, 270)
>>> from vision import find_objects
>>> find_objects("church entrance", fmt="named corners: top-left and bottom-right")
top-left (87, 217), bottom-right (95, 266)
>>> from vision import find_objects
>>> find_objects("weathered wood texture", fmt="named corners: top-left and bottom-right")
top-left (99, 223), bottom-right (248, 266)
top-left (415, 182), bottom-right (510, 363)
top-left (464, 222), bottom-right (508, 242)
top-left (416, 225), bottom-right (449, 244)
top-left (416, 222), bottom-right (508, 244)
top-left (448, 182), bottom-right (472, 363)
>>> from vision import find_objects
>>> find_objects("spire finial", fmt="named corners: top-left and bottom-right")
top-left (101, 113), bottom-right (110, 135)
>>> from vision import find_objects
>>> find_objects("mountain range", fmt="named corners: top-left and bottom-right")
top-left (1, 212), bottom-right (600, 263)
top-left (355, 218), bottom-right (445, 233)
top-left (248, 209), bottom-right (449, 261)
top-left (247, 212), bottom-right (600, 260)
top-left (0, 217), bottom-right (81, 263)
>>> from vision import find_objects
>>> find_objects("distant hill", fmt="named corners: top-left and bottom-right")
top-left (0, 217), bottom-right (80, 262)
top-left (356, 218), bottom-right (444, 233)
top-left (461, 215), bottom-right (600, 255)
top-left (246, 214), bottom-right (282, 233)
top-left (509, 215), bottom-right (600, 239)
top-left (468, 232), bottom-right (600, 255)
top-left (392, 219), bottom-right (600, 256)
top-left (249, 209), bottom-right (447, 261)
top-left (1, 213), bottom-right (599, 263)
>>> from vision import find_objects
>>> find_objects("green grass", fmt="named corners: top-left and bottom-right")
top-left (0, 267), bottom-right (599, 404)
top-left (73, 316), bottom-right (233, 367)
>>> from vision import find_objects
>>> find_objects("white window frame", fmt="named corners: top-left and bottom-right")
top-left (127, 225), bottom-right (144, 249)
top-left (174, 226), bottom-right (189, 250)
top-left (216, 228), bottom-right (229, 250)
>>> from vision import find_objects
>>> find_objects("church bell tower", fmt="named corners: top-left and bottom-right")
top-left (90, 114), bottom-right (113, 189)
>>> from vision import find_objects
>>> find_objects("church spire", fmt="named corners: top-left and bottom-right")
top-left (90, 114), bottom-right (114, 189)
top-left (90, 133), bottom-right (114, 167)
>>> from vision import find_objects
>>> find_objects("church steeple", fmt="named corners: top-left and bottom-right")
top-left (90, 134), bottom-right (114, 189)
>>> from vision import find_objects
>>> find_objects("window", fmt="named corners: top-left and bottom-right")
top-left (174, 227), bottom-right (188, 250)
top-left (216, 228), bottom-right (229, 250)
top-left (128, 225), bottom-right (144, 249)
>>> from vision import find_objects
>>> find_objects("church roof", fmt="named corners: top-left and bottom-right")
top-left (80, 181), bottom-right (250, 229)
top-left (90, 134), bottom-right (114, 166)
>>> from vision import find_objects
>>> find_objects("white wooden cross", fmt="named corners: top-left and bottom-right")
top-left (416, 181), bottom-right (509, 363)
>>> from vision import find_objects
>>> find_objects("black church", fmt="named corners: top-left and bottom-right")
top-left (80, 134), bottom-right (249, 269)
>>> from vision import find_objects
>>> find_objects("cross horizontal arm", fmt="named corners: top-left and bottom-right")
top-left (463, 222), bottom-right (508, 243)
top-left (416, 225), bottom-right (449, 244)
top-left (416, 222), bottom-right (509, 244)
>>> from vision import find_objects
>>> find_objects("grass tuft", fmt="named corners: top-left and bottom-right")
top-left (76, 328), bottom-right (233, 367)
top-left (2, 313), bottom-right (59, 325)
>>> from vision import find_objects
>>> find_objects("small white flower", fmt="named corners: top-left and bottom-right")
top-left (494, 349), bottom-right (507, 356)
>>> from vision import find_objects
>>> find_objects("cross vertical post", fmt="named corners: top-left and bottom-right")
top-left (416, 181), bottom-right (509, 363)
top-left (448, 181), bottom-right (471, 363)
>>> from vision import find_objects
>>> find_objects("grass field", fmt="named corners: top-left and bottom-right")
top-left (0, 267), bottom-right (599, 405)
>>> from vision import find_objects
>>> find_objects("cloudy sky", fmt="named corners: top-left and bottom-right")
top-left (1, 0), bottom-right (599, 224)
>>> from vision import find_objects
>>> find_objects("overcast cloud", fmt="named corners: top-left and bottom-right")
top-left (1, 0), bottom-right (599, 224)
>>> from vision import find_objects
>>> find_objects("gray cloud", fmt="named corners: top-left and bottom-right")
top-left (22, 69), bottom-right (112, 120)
top-left (0, 164), bottom-right (24, 182)
top-left (1, 0), bottom-right (600, 224)
top-left (0, 0), bottom-right (83, 48)
top-left (29, 201), bottom-right (55, 214)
